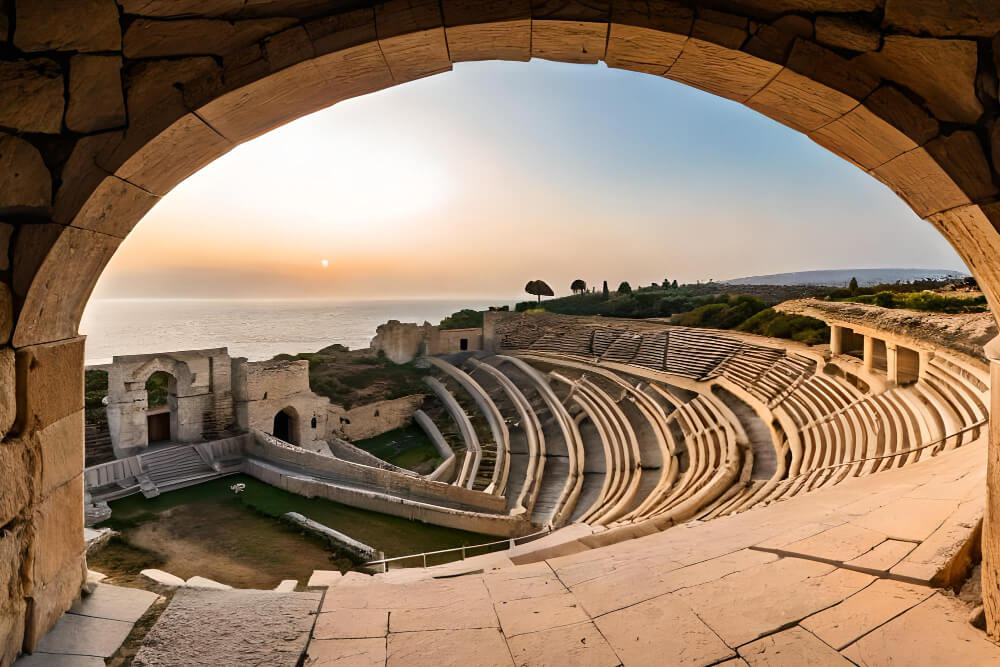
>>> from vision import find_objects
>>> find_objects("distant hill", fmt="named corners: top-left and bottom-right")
top-left (723, 268), bottom-right (969, 287)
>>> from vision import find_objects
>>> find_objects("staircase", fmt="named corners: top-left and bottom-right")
top-left (139, 445), bottom-right (222, 496)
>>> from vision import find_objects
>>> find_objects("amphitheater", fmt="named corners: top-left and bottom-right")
top-left (7, 0), bottom-right (1000, 664)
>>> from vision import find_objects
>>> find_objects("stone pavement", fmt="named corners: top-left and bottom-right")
top-left (14, 583), bottom-right (158, 666)
top-left (305, 440), bottom-right (1000, 665)
top-left (132, 588), bottom-right (321, 666)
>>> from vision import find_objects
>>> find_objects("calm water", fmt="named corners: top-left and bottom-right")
top-left (80, 298), bottom-right (512, 365)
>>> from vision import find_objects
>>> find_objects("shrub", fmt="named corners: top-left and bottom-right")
top-left (440, 308), bottom-right (483, 330)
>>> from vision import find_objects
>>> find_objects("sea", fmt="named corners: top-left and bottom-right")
top-left (80, 298), bottom-right (515, 366)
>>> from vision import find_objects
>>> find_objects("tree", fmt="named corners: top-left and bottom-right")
top-left (671, 280), bottom-right (678, 289)
top-left (570, 279), bottom-right (587, 295)
top-left (440, 309), bottom-right (483, 330)
top-left (525, 279), bottom-right (554, 303)
top-left (618, 281), bottom-right (632, 295)
top-left (662, 279), bottom-right (670, 290)
top-left (602, 280), bottom-right (610, 299)
top-left (849, 276), bottom-right (859, 296)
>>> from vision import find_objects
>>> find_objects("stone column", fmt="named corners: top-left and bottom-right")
top-left (862, 336), bottom-right (874, 373)
top-left (830, 325), bottom-right (844, 355)
top-left (984, 336), bottom-right (1000, 640)
top-left (885, 342), bottom-right (898, 386)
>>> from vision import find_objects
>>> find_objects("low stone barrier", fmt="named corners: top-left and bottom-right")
top-left (281, 512), bottom-right (380, 561)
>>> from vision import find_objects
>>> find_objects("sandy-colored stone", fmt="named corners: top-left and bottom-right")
top-left (0, 223), bottom-right (11, 272)
top-left (605, 0), bottom-right (692, 74)
top-left (506, 620), bottom-right (620, 666)
top-left (306, 637), bottom-right (386, 666)
top-left (673, 557), bottom-right (874, 647)
top-left (376, 0), bottom-right (452, 82)
top-left (15, 0), bottom-right (120, 52)
top-left (746, 66), bottom-right (859, 133)
top-left (387, 628), bottom-right (512, 666)
top-left (38, 410), bottom-right (85, 499)
top-left (872, 147), bottom-right (971, 219)
top-left (15, 337), bottom-right (86, 433)
top-left (884, 0), bottom-right (1000, 37)
top-left (810, 102), bottom-right (917, 171)
top-left (119, 0), bottom-right (244, 17)
top-left (389, 592), bottom-right (499, 632)
top-left (70, 583), bottom-right (159, 623)
top-left (739, 626), bottom-right (850, 665)
top-left (65, 175), bottom-right (160, 239)
top-left (141, 569), bottom-right (186, 587)
top-left (185, 576), bottom-right (232, 590)
top-left (801, 578), bottom-right (934, 650)
top-left (890, 498), bottom-right (984, 585)
top-left (844, 539), bottom-right (915, 572)
top-left (33, 613), bottom-right (135, 658)
top-left (0, 347), bottom-right (15, 438)
top-left (779, 523), bottom-right (888, 563)
top-left (0, 283), bottom-right (10, 345)
top-left (313, 609), bottom-right (388, 639)
top-left (307, 570), bottom-right (344, 588)
top-left (852, 497), bottom-right (958, 542)
top-left (274, 579), bottom-right (298, 592)
top-left (484, 561), bottom-right (564, 601)
top-left (66, 56), bottom-right (126, 134)
top-left (0, 437), bottom-right (33, 527)
top-left (0, 59), bottom-right (64, 134)
top-left (925, 131), bottom-right (998, 203)
top-left (531, 21), bottom-right (608, 64)
top-left (841, 594), bottom-right (1000, 664)
top-left (23, 550), bottom-right (88, 652)
top-left (0, 134), bottom-right (52, 215)
top-left (124, 18), bottom-right (294, 58)
top-left (596, 592), bottom-right (736, 666)
top-left (495, 590), bottom-right (589, 637)
top-left (667, 38), bottom-right (782, 103)
top-left (814, 16), bottom-right (879, 52)
top-left (856, 36), bottom-right (982, 124)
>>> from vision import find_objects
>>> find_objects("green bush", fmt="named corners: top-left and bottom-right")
top-left (439, 309), bottom-right (483, 330)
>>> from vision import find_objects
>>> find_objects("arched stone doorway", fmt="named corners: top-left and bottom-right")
top-left (145, 370), bottom-right (177, 444)
top-left (5, 0), bottom-right (1000, 657)
top-left (272, 406), bottom-right (299, 445)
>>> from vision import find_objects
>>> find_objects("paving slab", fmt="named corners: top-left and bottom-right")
top-left (70, 582), bottom-right (159, 622)
top-left (386, 628), bottom-right (513, 667)
top-left (33, 613), bottom-right (134, 658)
top-left (595, 593), bottom-right (736, 666)
top-left (305, 638), bottom-right (386, 667)
top-left (389, 593), bottom-right (499, 632)
top-left (308, 570), bottom-right (344, 589)
top-left (801, 579), bottom-right (935, 650)
top-left (843, 539), bottom-right (915, 573)
top-left (840, 593), bottom-right (1000, 665)
top-left (506, 621), bottom-right (620, 667)
top-left (738, 626), bottom-right (850, 666)
top-left (673, 557), bottom-right (874, 647)
top-left (184, 575), bottom-right (232, 590)
top-left (313, 609), bottom-right (389, 640)
top-left (484, 562), bottom-right (565, 601)
top-left (13, 654), bottom-right (106, 666)
top-left (494, 590), bottom-right (590, 637)
top-left (779, 524), bottom-right (888, 563)
top-left (141, 569), bottom-right (185, 587)
top-left (274, 579), bottom-right (298, 592)
top-left (132, 589), bottom-right (321, 666)
top-left (850, 497), bottom-right (957, 542)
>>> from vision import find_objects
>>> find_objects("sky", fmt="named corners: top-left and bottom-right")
top-left (89, 59), bottom-right (966, 301)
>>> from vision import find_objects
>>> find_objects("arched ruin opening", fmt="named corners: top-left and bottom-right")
top-left (144, 370), bottom-right (177, 444)
top-left (6, 0), bottom-right (1000, 658)
top-left (272, 407), bottom-right (299, 446)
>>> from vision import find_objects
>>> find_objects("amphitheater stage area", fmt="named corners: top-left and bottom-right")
top-left (303, 437), bottom-right (994, 666)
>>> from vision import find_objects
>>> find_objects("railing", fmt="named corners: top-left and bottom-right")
top-left (783, 418), bottom-right (987, 483)
top-left (365, 528), bottom-right (552, 573)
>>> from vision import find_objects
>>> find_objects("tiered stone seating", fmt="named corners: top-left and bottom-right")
top-left (423, 376), bottom-right (483, 490)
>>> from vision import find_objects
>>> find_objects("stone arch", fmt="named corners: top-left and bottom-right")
top-left (6, 0), bottom-right (1000, 657)
top-left (272, 405), bottom-right (301, 445)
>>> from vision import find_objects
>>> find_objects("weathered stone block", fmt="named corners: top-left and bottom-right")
top-left (884, 0), bottom-right (1000, 38)
top-left (532, 21), bottom-right (608, 63)
top-left (784, 39), bottom-right (877, 103)
top-left (12, 227), bottom-right (120, 350)
top-left (0, 346), bottom-right (14, 439)
top-left (0, 437), bottom-right (33, 527)
top-left (15, 0), bottom-right (120, 52)
top-left (120, 0), bottom-right (244, 17)
top-left (443, 0), bottom-right (531, 62)
top-left (52, 133), bottom-right (124, 231)
top-left (23, 546), bottom-right (87, 653)
top-left (110, 114), bottom-right (234, 197)
top-left (0, 59), bottom-right (64, 134)
top-left (30, 475), bottom-right (84, 587)
top-left (38, 410), bottom-right (84, 500)
top-left (856, 36), bottom-right (982, 124)
top-left (810, 103), bottom-right (917, 171)
top-left (605, 0), bottom-right (692, 74)
top-left (927, 204), bottom-right (1000, 312)
top-left (0, 134), bottom-right (52, 216)
top-left (746, 66), bottom-right (859, 133)
top-left (377, 0), bottom-right (452, 81)
top-left (532, 0), bottom-right (608, 21)
top-left (691, 9), bottom-right (747, 49)
top-left (0, 223), bottom-right (11, 272)
top-left (0, 523), bottom-right (28, 666)
top-left (60, 176), bottom-right (159, 239)
top-left (67, 55), bottom-right (126, 134)
top-left (667, 38), bottom-right (781, 102)
top-left (815, 16), bottom-right (879, 52)
top-left (263, 26), bottom-right (316, 71)
top-left (314, 44), bottom-right (396, 102)
top-left (124, 18), bottom-right (294, 58)
top-left (925, 131), bottom-right (998, 203)
top-left (864, 84), bottom-right (939, 148)
top-left (743, 17), bottom-right (811, 65)
top-left (872, 147), bottom-right (972, 218)
top-left (0, 282), bottom-right (11, 344)
top-left (305, 8), bottom-right (378, 56)
top-left (15, 338), bottom-right (86, 434)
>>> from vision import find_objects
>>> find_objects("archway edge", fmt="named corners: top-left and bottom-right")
top-left (12, 1), bottom-right (1000, 348)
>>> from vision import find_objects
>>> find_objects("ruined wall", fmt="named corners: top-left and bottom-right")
top-left (370, 321), bottom-right (483, 363)
top-left (327, 394), bottom-right (425, 441)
